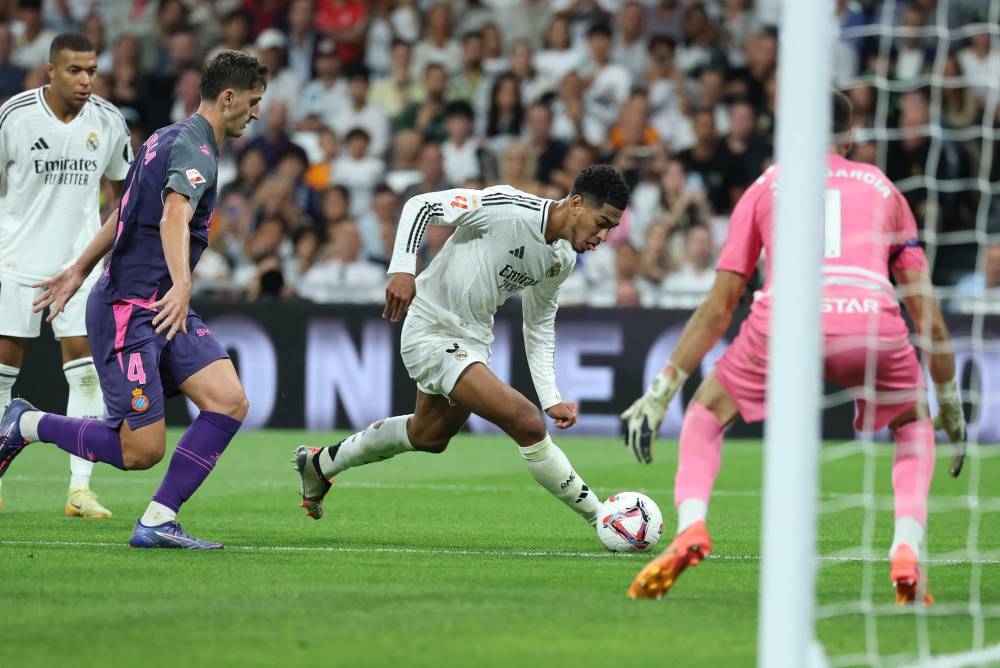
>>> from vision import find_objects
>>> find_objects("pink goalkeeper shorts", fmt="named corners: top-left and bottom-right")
top-left (714, 318), bottom-right (924, 431)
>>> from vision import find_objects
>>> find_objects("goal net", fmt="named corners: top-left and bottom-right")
top-left (763, 1), bottom-right (1000, 666)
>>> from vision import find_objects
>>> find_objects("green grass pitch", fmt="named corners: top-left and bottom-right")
top-left (1, 431), bottom-right (997, 667)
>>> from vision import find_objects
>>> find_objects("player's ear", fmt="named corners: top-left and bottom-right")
top-left (221, 89), bottom-right (235, 106)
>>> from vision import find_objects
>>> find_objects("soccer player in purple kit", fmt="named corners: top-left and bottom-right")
top-left (0, 51), bottom-right (267, 549)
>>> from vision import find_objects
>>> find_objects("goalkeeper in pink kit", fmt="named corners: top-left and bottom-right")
top-left (621, 91), bottom-right (965, 604)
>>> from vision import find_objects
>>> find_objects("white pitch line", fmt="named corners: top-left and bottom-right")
top-left (2, 540), bottom-right (1000, 565)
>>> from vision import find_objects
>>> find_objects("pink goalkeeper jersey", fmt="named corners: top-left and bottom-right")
top-left (717, 153), bottom-right (928, 337)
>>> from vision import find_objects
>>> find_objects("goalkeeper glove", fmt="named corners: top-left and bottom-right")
top-left (620, 363), bottom-right (688, 464)
top-left (933, 378), bottom-right (966, 477)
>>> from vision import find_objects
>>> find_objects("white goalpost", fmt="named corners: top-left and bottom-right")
top-left (757, 1), bottom-right (831, 667)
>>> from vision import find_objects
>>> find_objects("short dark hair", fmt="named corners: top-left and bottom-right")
top-left (444, 100), bottom-right (475, 121)
top-left (49, 33), bottom-right (94, 62)
top-left (570, 164), bottom-right (630, 211)
top-left (832, 89), bottom-right (852, 136)
top-left (587, 22), bottom-right (612, 40)
top-left (200, 50), bottom-right (268, 101)
top-left (344, 63), bottom-right (370, 83)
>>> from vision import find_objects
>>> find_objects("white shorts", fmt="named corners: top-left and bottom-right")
top-left (400, 314), bottom-right (490, 401)
top-left (0, 270), bottom-right (98, 340)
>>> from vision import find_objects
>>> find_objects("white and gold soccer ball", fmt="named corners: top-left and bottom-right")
top-left (596, 492), bottom-right (664, 553)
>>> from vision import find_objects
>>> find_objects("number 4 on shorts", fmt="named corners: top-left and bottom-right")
top-left (127, 352), bottom-right (147, 384)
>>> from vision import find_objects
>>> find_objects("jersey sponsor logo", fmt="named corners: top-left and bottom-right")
top-left (30, 136), bottom-right (49, 151)
top-left (130, 387), bottom-right (151, 413)
top-left (821, 297), bottom-right (880, 314)
top-left (508, 246), bottom-right (525, 259)
top-left (186, 168), bottom-right (206, 186)
top-left (32, 156), bottom-right (99, 185)
top-left (86, 130), bottom-right (99, 151)
top-left (498, 263), bottom-right (539, 293)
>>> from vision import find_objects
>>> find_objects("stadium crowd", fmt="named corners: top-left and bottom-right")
top-left (1, 0), bottom-right (998, 308)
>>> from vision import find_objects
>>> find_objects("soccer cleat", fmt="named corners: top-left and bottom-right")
top-left (0, 398), bottom-right (38, 478)
top-left (628, 520), bottom-right (712, 600)
top-left (128, 520), bottom-right (223, 549)
top-left (890, 544), bottom-right (934, 605)
top-left (293, 445), bottom-right (334, 520)
top-left (65, 486), bottom-right (113, 519)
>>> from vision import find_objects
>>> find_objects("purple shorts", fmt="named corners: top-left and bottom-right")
top-left (86, 294), bottom-right (229, 429)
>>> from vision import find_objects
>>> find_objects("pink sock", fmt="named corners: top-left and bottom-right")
top-left (892, 418), bottom-right (935, 525)
top-left (674, 401), bottom-right (724, 508)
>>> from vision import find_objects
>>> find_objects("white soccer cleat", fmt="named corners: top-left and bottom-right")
top-left (293, 445), bottom-right (334, 520)
top-left (65, 486), bottom-right (113, 519)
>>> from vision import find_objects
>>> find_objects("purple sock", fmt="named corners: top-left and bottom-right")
top-left (152, 411), bottom-right (242, 512)
top-left (37, 414), bottom-right (125, 470)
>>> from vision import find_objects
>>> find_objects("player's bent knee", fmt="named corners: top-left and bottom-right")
top-left (409, 430), bottom-right (451, 453)
top-left (509, 406), bottom-right (546, 446)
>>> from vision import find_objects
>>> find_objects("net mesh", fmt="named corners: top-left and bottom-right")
top-left (813, 1), bottom-right (1000, 665)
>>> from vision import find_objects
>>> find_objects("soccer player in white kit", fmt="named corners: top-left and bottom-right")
top-left (294, 165), bottom-right (630, 531)
top-left (621, 92), bottom-right (965, 603)
top-left (0, 33), bottom-right (132, 516)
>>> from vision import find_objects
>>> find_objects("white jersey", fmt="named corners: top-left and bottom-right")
top-left (0, 88), bottom-right (133, 283)
top-left (388, 185), bottom-right (576, 409)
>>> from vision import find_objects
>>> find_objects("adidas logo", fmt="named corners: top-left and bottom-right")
top-left (508, 245), bottom-right (525, 259)
top-left (30, 137), bottom-right (49, 150)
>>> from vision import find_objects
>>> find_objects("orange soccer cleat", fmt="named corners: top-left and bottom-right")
top-left (628, 520), bottom-right (712, 600)
top-left (890, 544), bottom-right (934, 605)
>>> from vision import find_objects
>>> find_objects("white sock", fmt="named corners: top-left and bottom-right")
top-left (676, 498), bottom-right (708, 533)
top-left (318, 415), bottom-right (415, 478)
top-left (140, 500), bottom-right (177, 526)
top-left (64, 358), bottom-right (104, 488)
top-left (889, 515), bottom-right (926, 559)
top-left (520, 434), bottom-right (600, 526)
top-left (19, 410), bottom-right (44, 442)
top-left (0, 363), bottom-right (17, 496)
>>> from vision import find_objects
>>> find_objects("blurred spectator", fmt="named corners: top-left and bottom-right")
top-left (957, 29), bottom-right (1000, 104)
top-left (10, 0), bottom-right (57, 68)
top-left (645, 34), bottom-right (690, 151)
top-left (384, 129), bottom-right (424, 194)
top-left (316, 0), bottom-right (368, 67)
top-left (454, 0), bottom-right (496, 38)
top-left (951, 243), bottom-right (1000, 312)
top-left (205, 9), bottom-right (257, 63)
top-left (294, 37), bottom-right (346, 130)
top-left (482, 72), bottom-right (524, 154)
top-left (722, 99), bottom-right (772, 198)
top-left (692, 66), bottom-right (731, 136)
top-left (892, 3), bottom-right (933, 82)
top-left (612, 1), bottom-right (649, 83)
top-left (255, 28), bottom-right (303, 126)
top-left (246, 254), bottom-right (292, 301)
top-left (720, 0), bottom-right (755, 68)
top-left (412, 1), bottom-right (461, 77)
top-left (728, 27), bottom-right (776, 112)
top-left (242, 99), bottom-right (297, 169)
top-left (0, 24), bottom-right (26, 101)
top-left (299, 221), bottom-right (386, 303)
top-left (169, 66), bottom-right (201, 123)
top-left (609, 90), bottom-right (660, 155)
top-left (98, 0), bottom-right (159, 47)
top-left (549, 142), bottom-right (597, 195)
top-left (533, 16), bottom-right (584, 85)
top-left (551, 71), bottom-right (605, 147)
top-left (331, 64), bottom-right (389, 157)
top-left (394, 63), bottom-right (449, 144)
top-left (846, 80), bottom-right (876, 129)
top-left (242, 0), bottom-right (291, 37)
top-left (524, 102), bottom-right (568, 185)
top-left (370, 39), bottom-right (418, 121)
top-left (303, 126), bottom-right (340, 191)
top-left (508, 39), bottom-right (551, 107)
top-left (274, 146), bottom-right (320, 227)
top-left (286, 0), bottom-right (319, 83)
top-left (499, 0), bottom-right (555, 51)
top-left (222, 147), bottom-right (269, 201)
top-left (143, 0), bottom-right (187, 75)
top-left (675, 3), bottom-right (727, 75)
top-left (581, 23), bottom-right (632, 139)
top-left (401, 143), bottom-right (451, 202)
top-left (940, 54), bottom-right (979, 133)
top-left (497, 141), bottom-right (554, 198)
top-left (332, 127), bottom-right (387, 218)
top-left (356, 183), bottom-right (400, 264)
top-left (283, 227), bottom-right (321, 288)
top-left (676, 108), bottom-right (735, 214)
top-left (645, 0), bottom-right (685, 42)
top-left (81, 13), bottom-right (111, 73)
top-left (442, 101), bottom-right (484, 186)
top-left (317, 185), bottom-right (353, 238)
top-left (233, 215), bottom-right (291, 290)
top-left (659, 223), bottom-right (715, 304)
top-left (481, 23), bottom-right (507, 75)
top-left (449, 30), bottom-right (485, 105)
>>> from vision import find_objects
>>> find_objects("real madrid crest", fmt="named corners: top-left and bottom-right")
top-left (86, 130), bottom-right (99, 151)
top-left (546, 262), bottom-right (562, 278)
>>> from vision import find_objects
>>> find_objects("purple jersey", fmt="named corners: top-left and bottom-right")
top-left (96, 114), bottom-right (219, 303)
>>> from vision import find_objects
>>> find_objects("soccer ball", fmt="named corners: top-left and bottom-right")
top-left (596, 492), bottom-right (663, 553)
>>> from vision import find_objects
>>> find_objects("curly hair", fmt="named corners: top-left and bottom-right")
top-left (570, 164), bottom-right (630, 211)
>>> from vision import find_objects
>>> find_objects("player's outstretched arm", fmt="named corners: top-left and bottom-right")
top-left (895, 267), bottom-right (966, 474)
top-left (621, 270), bottom-right (746, 463)
top-left (32, 207), bottom-right (120, 321)
top-left (151, 192), bottom-right (194, 341)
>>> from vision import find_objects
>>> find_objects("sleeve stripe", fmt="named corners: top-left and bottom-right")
top-left (0, 99), bottom-right (38, 132)
top-left (540, 200), bottom-right (551, 235)
top-left (405, 203), bottom-right (443, 254)
top-left (482, 192), bottom-right (543, 207)
top-left (481, 198), bottom-right (542, 211)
